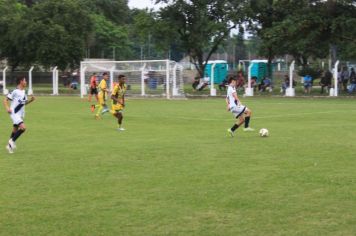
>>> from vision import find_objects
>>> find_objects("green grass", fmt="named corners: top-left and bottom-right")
top-left (0, 96), bottom-right (355, 235)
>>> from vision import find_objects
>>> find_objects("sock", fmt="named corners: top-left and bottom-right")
top-left (231, 124), bottom-right (239, 132)
top-left (12, 129), bottom-right (25, 142)
top-left (245, 117), bottom-right (250, 128)
top-left (10, 132), bottom-right (15, 139)
top-left (101, 105), bottom-right (109, 114)
top-left (96, 105), bottom-right (103, 116)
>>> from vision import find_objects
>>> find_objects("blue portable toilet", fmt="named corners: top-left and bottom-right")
top-left (250, 60), bottom-right (268, 83)
top-left (204, 60), bottom-right (228, 84)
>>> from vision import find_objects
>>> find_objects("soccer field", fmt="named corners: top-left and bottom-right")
top-left (0, 96), bottom-right (355, 235)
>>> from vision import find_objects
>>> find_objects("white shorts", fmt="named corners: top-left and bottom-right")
top-left (10, 113), bottom-right (24, 126)
top-left (230, 105), bottom-right (246, 118)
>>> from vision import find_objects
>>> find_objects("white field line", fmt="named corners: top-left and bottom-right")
top-left (153, 110), bottom-right (355, 122)
top-left (28, 109), bottom-right (355, 122)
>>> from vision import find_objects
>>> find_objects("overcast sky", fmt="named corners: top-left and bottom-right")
top-left (128, 0), bottom-right (166, 10)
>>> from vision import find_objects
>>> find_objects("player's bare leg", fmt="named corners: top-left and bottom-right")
top-left (115, 112), bottom-right (125, 131)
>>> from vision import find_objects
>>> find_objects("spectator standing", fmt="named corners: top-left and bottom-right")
top-left (348, 68), bottom-right (356, 94)
top-left (236, 71), bottom-right (245, 91)
top-left (341, 66), bottom-right (350, 91)
top-left (303, 75), bottom-right (312, 94)
top-left (281, 75), bottom-right (289, 94)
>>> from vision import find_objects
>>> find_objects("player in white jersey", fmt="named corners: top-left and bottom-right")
top-left (3, 76), bottom-right (35, 153)
top-left (226, 76), bottom-right (254, 137)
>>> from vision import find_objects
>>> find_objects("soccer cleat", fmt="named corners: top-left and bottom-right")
top-left (8, 139), bottom-right (16, 149)
top-left (101, 108), bottom-right (109, 114)
top-left (90, 104), bottom-right (95, 112)
top-left (243, 127), bottom-right (255, 132)
top-left (117, 127), bottom-right (125, 131)
top-left (6, 144), bottom-right (14, 154)
top-left (227, 129), bottom-right (234, 137)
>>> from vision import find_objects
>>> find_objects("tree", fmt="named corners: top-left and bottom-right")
top-left (79, 0), bottom-right (130, 25)
top-left (0, 0), bottom-right (93, 70)
top-left (89, 14), bottom-right (131, 60)
top-left (0, 0), bottom-right (28, 69)
top-left (156, 0), bottom-right (246, 77)
top-left (247, 0), bottom-right (356, 70)
top-left (28, 0), bottom-right (92, 69)
top-left (128, 8), bottom-right (183, 60)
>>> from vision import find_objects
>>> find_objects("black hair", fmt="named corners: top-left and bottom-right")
top-left (16, 76), bottom-right (26, 85)
top-left (228, 76), bottom-right (236, 84)
top-left (102, 72), bottom-right (109, 76)
top-left (118, 74), bottom-right (126, 79)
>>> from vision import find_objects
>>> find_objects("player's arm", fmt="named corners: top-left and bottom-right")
top-left (233, 91), bottom-right (239, 103)
top-left (99, 80), bottom-right (107, 92)
top-left (111, 94), bottom-right (124, 106)
top-left (26, 96), bottom-right (35, 105)
top-left (3, 97), bottom-right (11, 113)
top-left (110, 86), bottom-right (122, 105)
top-left (225, 97), bottom-right (230, 111)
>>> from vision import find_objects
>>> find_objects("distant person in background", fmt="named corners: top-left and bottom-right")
top-left (341, 66), bottom-right (350, 91)
top-left (236, 71), bottom-right (245, 90)
top-left (250, 76), bottom-right (257, 91)
top-left (281, 75), bottom-right (290, 94)
top-left (192, 76), bottom-right (208, 91)
top-left (259, 77), bottom-right (272, 92)
top-left (303, 75), bottom-right (312, 94)
top-left (218, 77), bottom-right (228, 91)
top-left (88, 73), bottom-right (98, 102)
top-left (91, 72), bottom-right (109, 119)
top-left (348, 68), bottom-right (356, 94)
top-left (319, 70), bottom-right (332, 94)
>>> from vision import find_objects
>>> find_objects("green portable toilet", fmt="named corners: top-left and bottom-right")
top-left (250, 60), bottom-right (268, 83)
top-left (204, 60), bottom-right (228, 84)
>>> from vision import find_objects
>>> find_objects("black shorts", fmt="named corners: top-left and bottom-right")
top-left (90, 88), bottom-right (98, 95)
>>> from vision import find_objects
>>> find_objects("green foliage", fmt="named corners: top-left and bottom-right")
top-left (30, 0), bottom-right (92, 69)
top-left (247, 0), bottom-right (356, 65)
top-left (0, 0), bottom-right (92, 70)
top-left (79, 0), bottom-right (130, 25)
top-left (157, 0), bottom-right (246, 76)
top-left (89, 14), bottom-right (131, 59)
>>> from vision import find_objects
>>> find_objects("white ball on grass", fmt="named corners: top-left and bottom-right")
top-left (259, 128), bottom-right (269, 137)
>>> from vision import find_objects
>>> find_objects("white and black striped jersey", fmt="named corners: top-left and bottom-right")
top-left (227, 85), bottom-right (240, 109)
top-left (7, 89), bottom-right (28, 116)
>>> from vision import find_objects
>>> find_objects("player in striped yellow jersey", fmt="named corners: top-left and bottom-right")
top-left (91, 72), bottom-right (110, 119)
top-left (111, 74), bottom-right (127, 131)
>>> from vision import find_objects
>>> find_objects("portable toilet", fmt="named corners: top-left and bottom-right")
top-left (250, 60), bottom-right (268, 83)
top-left (204, 60), bottom-right (228, 84)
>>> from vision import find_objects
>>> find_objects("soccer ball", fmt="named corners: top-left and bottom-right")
top-left (259, 128), bottom-right (269, 137)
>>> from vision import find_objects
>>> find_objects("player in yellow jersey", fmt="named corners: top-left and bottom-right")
top-left (91, 72), bottom-right (110, 119)
top-left (111, 74), bottom-right (127, 131)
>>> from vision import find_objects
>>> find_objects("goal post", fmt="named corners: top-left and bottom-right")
top-left (80, 60), bottom-right (185, 99)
